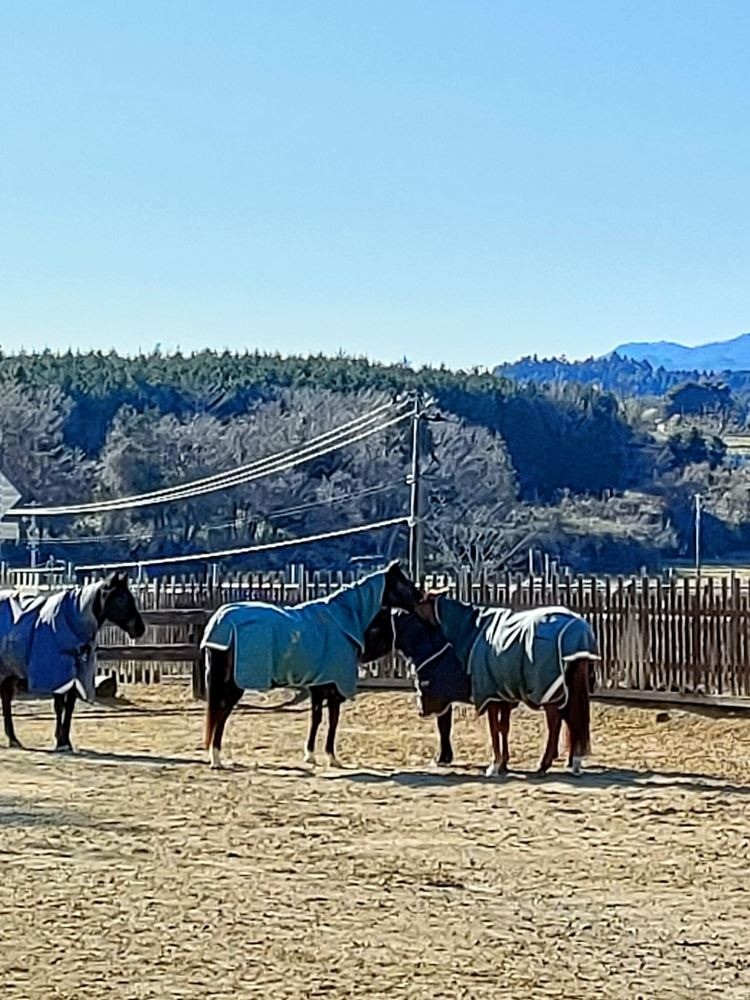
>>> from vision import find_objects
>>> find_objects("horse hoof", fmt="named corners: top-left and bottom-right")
top-left (569, 757), bottom-right (583, 776)
top-left (303, 750), bottom-right (317, 766)
top-left (485, 762), bottom-right (505, 778)
top-left (209, 747), bottom-right (223, 770)
top-left (326, 754), bottom-right (342, 769)
top-left (8, 739), bottom-right (23, 750)
top-left (55, 744), bottom-right (74, 754)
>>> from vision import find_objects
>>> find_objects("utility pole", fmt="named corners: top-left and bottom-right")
top-left (408, 392), bottom-right (424, 583)
top-left (694, 494), bottom-right (702, 576)
top-left (27, 509), bottom-right (40, 569)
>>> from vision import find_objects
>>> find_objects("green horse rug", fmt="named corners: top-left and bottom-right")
top-left (434, 596), bottom-right (599, 711)
top-left (200, 566), bottom-right (392, 699)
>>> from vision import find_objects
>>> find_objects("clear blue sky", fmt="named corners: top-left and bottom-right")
top-left (1, 1), bottom-right (748, 369)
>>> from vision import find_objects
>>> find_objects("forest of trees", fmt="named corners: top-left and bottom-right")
top-left (1, 349), bottom-right (748, 575)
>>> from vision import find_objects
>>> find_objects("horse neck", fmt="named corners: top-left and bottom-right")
top-left (435, 597), bottom-right (481, 647)
top-left (322, 572), bottom-right (385, 632)
top-left (76, 582), bottom-right (105, 633)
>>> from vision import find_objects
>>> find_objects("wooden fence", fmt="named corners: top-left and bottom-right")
top-left (86, 566), bottom-right (750, 711)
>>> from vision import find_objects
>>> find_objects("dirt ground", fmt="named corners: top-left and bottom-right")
top-left (1, 686), bottom-right (750, 1000)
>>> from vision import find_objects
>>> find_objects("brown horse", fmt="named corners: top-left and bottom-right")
top-left (413, 596), bottom-right (597, 775)
top-left (367, 602), bottom-right (597, 776)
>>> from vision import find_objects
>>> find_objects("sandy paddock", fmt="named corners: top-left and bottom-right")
top-left (1, 686), bottom-right (750, 999)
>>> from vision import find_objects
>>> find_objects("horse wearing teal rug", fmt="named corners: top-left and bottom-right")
top-left (201, 561), bottom-right (422, 769)
top-left (366, 596), bottom-right (599, 776)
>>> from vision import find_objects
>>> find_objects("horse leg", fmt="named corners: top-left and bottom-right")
top-left (204, 648), bottom-right (242, 769)
top-left (1, 677), bottom-right (22, 749)
top-left (304, 686), bottom-right (325, 765)
top-left (485, 702), bottom-right (507, 777)
top-left (538, 705), bottom-right (562, 773)
top-left (324, 686), bottom-right (344, 768)
top-left (435, 706), bottom-right (454, 766)
top-left (55, 689), bottom-right (78, 752)
top-left (499, 702), bottom-right (512, 769)
top-left (564, 659), bottom-right (592, 775)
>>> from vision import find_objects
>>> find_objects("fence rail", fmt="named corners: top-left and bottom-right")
top-left (83, 566), bottom-right (750, 710)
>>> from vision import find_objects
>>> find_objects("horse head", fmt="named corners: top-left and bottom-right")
top-left (98, 571), bottom-right (146, 639)
top-left (391, 611), bottom-right (470, 717)
top-left (362, 608), bottom-right (470, 717)
top-left (381, 561), bottom-right (423, 612)
top-left (361, 608), bottom-right (395, 664)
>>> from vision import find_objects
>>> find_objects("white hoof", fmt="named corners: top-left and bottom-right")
top-left (326, 754), bottom-right (342, 769)
top-left (485, 761), bottom-right (502, 778)
top-left (303, 749), bottom-right (317, 766)
top-left (569, 756), bottom-right (583, 775)
top-left (209, 747), bottom-right (223, 770)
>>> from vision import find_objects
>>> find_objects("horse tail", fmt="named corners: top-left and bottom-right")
top-left (203, 646), bottom-right (229, 750)
top-left (563, 657), bottom-right (591, 763)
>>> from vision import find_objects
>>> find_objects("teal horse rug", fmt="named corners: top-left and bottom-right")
top-left (434, 596), bottom-right (599, 711)
top-left (200, 567), bottom-right (391, 700)
top-left (0, 586), bottom-right (99, 698)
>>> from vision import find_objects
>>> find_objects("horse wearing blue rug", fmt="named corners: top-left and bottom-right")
top-left (0, 571), bottom-right (145, 751)
top-left (201, 561), bottom-right (422, 769)
top-left (365, 597), bottom-right (599, 776)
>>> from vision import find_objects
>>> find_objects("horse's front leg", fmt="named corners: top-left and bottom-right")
top-left (435, 707), bottom-right (454, 766)
top-left (55, 689), bottom-right (78, 752)
top-left (1, 677), bottom-right (22, 749)
top-left (304, 686), bottom-right (325, 765)
top-left (324, 687), bottom-right (344, 768)
top-left (485, 702), bottom-right (509, 777)
top-left (538, 705), bottom-right (562, 773)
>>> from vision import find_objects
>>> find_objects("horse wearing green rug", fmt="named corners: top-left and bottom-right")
top-left (201, 561), bottom-right (422, 769)
top-left (391, 596), bottom-right (599, 776)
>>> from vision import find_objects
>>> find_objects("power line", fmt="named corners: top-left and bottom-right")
top-left (44, 482), bottom-right (404, 545)
top-left (76, 516), bottom-right (409, 572)
top-left (12, 398), bottom-right (411, 517)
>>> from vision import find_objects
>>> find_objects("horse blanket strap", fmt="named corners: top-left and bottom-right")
top-left (200, 567), bottom-right (389, 700)
top-left (0, 589), bottom-right (99, 699)
top-left (435, 597), bottom-right (599, 711)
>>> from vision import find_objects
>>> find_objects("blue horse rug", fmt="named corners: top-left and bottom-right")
top-left (434, 596), bottom-right (599, 712)
top-left (0, 586), bottom-right (100, 699)
top-left (200, 567), bottom-right (391, 700)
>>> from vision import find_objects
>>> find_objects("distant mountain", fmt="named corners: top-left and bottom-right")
top-left (615, 333), bottom-right (750, 372)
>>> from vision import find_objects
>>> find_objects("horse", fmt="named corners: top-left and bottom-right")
top-left (365, 599), bottom-right (598, 776)
top-left (201, 561), bottom-right (422, 769)
top-left (413, 595), bottom-right (599, 775)
top-left (0, 571), bottom-right (145, 752)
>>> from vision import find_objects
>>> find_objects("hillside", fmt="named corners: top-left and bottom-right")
top-left (1, 349), bottom-right (748, 574)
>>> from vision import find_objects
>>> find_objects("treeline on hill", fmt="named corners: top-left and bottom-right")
top-left (0, 349), bottom-right (746, 574)
top-left (497, 351), bottom-right (750, 413)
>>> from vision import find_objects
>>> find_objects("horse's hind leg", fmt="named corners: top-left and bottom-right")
top-left (1, 678), bottom-right (22, 749)
top-left (304, 686), bottom-right (325, 765)
top-left (210, 680), bottom-right (242, 769)
top-left (538, 706), bottom-right (562, 773)
top-left (324, 687), bottom-right (344, 768)
top-left (205, 648), bottom-right (242, 769)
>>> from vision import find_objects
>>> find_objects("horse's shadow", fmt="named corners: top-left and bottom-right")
top-left (321, 763), bottom-right (750, 797)
top-left (6, 746), bottom-right (207, 768)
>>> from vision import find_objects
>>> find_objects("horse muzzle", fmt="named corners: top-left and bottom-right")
top-left (127, 618), bottom-right (146, 640)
